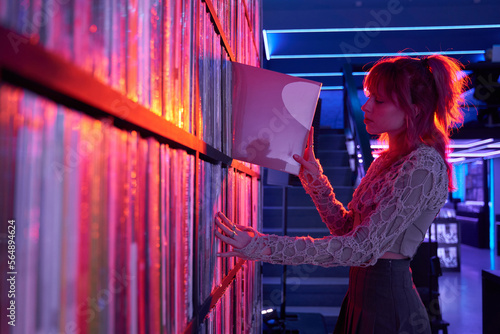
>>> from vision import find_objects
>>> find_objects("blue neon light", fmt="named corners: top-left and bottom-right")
top-left (321, 86), bottom-right (344, 90)
top-left (270, 50), bottom-right (485, 60)
top-left (452, 164), bottom-right (466, 202)
top-left (262, 29), bottom-right (270, 61)
top-left (287, 72), bottom-right (368, 77)
top-left (265, 24), bottom-right (500, 34)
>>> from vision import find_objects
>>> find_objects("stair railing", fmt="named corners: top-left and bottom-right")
top-left (342, 63), bottom-right (374, 186)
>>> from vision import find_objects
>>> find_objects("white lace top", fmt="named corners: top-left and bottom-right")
top-left (238, 144), bottom-right (448, 267)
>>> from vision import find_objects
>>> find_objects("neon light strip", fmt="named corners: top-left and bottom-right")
top-left (449, 150), bottom-right (500, 157)
top-left (288, 70), bottom-right (471, 77)
top-left (489, 159), bottom-right (495, 252)
top-left (266, 24), bottom-right (500, 34)
top-left (371, 144), bottom-right (388, 149)
top-left (449, 157), bottom-right (466, 163)
top-left (449, 138), bottom-right (494, 148)
top-left (466, 200), bottom-right (486, 206)
top-left (270, 50), bottom-right (485, 60)
top-left (452, 142), bottom-right (497, 153)
top-left (262, 29), bottom-right (270, 61)
top-left (321, 86), bottom-right (344, 90)
top-left (287, 72), bottom-right (368, 77)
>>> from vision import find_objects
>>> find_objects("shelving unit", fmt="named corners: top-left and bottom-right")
top-left (0, 0), bottom-right (262, 333)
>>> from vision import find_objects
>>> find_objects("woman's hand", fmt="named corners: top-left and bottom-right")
top-left (293, 127), bottom-right (321, 175)
top-left (214, 212), bottom-right (254, 258)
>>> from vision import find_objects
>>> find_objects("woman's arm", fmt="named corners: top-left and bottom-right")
top-left (292, 128), bottom-right (354, 235)
top-left (297, 160), bottom-right (354, 235)
top-left (216, 147), bottom-right (448, 267)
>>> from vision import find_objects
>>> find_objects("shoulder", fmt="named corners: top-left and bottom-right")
top-left (395, 145), bottom-right (448, 194)
top-left (403, 144), bottom-right (447, 173)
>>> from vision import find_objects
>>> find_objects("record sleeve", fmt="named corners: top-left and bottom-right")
top-left (231, 62), bottom-right (322, 175)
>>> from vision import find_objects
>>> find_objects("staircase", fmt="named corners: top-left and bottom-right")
top-left (262, 128), bottom-right (355, 333)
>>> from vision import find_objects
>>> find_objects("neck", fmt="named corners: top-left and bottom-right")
top-left (387, 133), bottom-right (402, 154)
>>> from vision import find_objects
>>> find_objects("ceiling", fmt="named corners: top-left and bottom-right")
top-left (260, 0), bottom-right (500, 158)
top-left (261, 0), bottom-right (500, 80)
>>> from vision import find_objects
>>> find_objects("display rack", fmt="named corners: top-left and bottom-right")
top-left (0, 0), bottom-right (262, 333)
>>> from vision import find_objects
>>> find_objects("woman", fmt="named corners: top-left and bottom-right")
top-left (215, 54), bottom-right (466, 333)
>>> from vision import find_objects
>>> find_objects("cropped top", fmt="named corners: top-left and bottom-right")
top-left (238, 144), bottom-right (448, 267)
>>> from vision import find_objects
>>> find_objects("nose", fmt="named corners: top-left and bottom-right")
top-left (361, 99), bottom-right (370, 113)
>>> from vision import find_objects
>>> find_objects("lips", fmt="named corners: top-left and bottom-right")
top-left (364, 118), bottom-right (372, 124)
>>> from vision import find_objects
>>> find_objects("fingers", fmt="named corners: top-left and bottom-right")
top-left (293, 154), bottom-right (307, 164)
top-left (217, 212), bottom-right (232, 227)
top-left (214, 212), bottom-right (254, 252)
top-left (308, 127), bottom-right (314, 147)
top-left (293, 154), bottom-right (319, 174)
top-left (304, 128), bottom-right (316, 161)
top-left (214, 229), bottom-right (238, 247)
top-left (214, 212), bottom-right (234, 236)
top-left (214, 212), bottom-right (241, 247)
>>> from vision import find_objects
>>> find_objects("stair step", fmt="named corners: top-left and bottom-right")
top-left (261, 128), bottom-right (354, 334)
top-left (262, 263), bottom-right (350, 278)
top-left (263, 284), bottom-right (348, 307)
top-left (318, 128), bottom-right (344, 135)
top-left (317, 150), bottom-right (349, 167)
top-left (263, 186), bottom-right (284, 206)
top-left (286, 184), bottom-right (353, 208)
top-left (285, 306), bottom-right (341, 318)
top-left (324, 167), bottom-right (353, 187)
top-left (283, 309), bottom-right (339, 333)
top-left (318, 135), bottom-right (347, 151)
top-left (287, 208), bottom-right (325, 229)
top-left (262, 208), bottom-right (285, 229)
top-left (287, 187), bottom-right (315, 207)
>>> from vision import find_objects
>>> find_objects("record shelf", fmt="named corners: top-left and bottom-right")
top-left (0, 0), bottom-right (262, 333)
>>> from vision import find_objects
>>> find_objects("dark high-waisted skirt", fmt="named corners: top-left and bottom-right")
top-left (333, 259), bottom-right (431, 334)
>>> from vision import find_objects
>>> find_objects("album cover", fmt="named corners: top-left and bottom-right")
top-left (231, 62), bottom-right (322, 175)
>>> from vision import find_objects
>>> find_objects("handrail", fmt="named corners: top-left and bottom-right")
top-left (342, 63), bottom-right (373, 179)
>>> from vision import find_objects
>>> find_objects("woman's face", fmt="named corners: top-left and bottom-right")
top-left (361, 90), bottom-right (406, 137)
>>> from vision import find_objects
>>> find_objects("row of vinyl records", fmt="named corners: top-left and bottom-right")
top-left (0, 83), bottom-right (262, 333)
top-left (0, 0), bottom-right (260, 156)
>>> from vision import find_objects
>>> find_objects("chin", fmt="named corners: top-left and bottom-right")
top-left (365, 128), bottom-right (380, 136)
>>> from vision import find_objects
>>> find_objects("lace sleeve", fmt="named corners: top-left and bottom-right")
top-left (298, 159), bottom-right (354, 235)
top-left (238, 149), bottom-right (448, 267)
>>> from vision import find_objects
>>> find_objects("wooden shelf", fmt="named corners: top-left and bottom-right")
top-left (203, 0), bottom-right (236, 62)
top-left (242, 0), bottom-right (261, 64)
top-left (0, 26), bottom-right (259, 179)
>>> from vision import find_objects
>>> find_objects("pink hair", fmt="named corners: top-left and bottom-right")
top-left (363, 55), bottom-right (468, 190)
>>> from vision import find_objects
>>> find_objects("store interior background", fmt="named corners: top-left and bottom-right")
top-left (259, 1), bottom-right (500, 333)
top-left (1, 0), bottom-right (500, 333)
